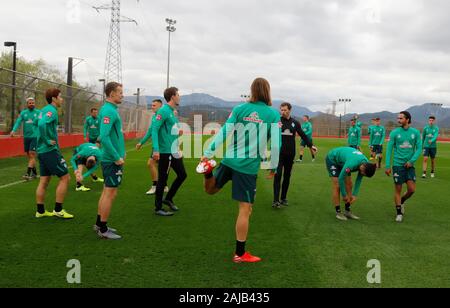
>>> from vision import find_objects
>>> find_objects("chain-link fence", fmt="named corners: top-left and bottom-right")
top-left (0, 67), bottom-right (151, 135)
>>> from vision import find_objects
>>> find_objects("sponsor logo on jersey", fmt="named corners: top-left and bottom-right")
top-left (243, 112), bottom-right (263, 124)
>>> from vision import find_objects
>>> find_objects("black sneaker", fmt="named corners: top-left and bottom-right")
top-left (272, 201), bottom-right (281, 209)
top-left (280, 199), bottom-right (289, 206)
top-left (163, 200), bottom-right (179, 211)
top-left (155, 209), bottom-right (174, 216)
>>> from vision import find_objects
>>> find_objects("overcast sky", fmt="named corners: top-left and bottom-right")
top-left (2, 0), bottom-right (450, 113)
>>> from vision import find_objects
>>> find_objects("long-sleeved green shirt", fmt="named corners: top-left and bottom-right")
top-left (386, 126), bottom-right (422, 168)
top-left (12, 108), bottom-right (40, 138)
top-left (422, 124), bottom-right (439, 149)
top-left (83, 116), bottom-right (100, 140)
top-left (36, 104), bottom-right (59, 154)
top-left (70, 143), bottom-right (103, 178)
top-left (348, 126), bottom-right (361, 146)
top-left (140, 114), bottom-right (156, 145)
top-left (204, 101), bottom-right (281, 175)
top-left (370, 125), bottom-right (386, 146)
top-left (327, 147), bottom-right (369, 197)
top-left (301, 121), bottom-right (313, 139)
top-left (151, 104), bottom-right (180, 154)
top-left (99, 101), bottom-right (125, 163)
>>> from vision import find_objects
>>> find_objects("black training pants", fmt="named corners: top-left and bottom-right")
top-left (273, 153), bottom-right (295, 202)
top-left (155, 153), bottom-right (187, 211)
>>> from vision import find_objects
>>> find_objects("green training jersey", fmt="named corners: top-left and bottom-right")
top-left (70, 143), bottom-right (103, 178)
top-left (301, 121), bottom-right (313, 139)
top-left (327, 147), bottom-right (369, 197)
top-left (386, 126), bottom-right (422, 168)
top-left (140, 114), bottom-right (156, 145)
top-left (422, 124), bottom-right (439, 149)
top-left (348, 126), bottom-right (361, 146)
top-left (151, 104), bottom-right (180, 154)
top-left (12, 108), bottom-right (40, 138)
top-left (84, 116), bottom-right (100, 140)
top-left (99, 101), bottom-right (125, 163)
top-left (370, 125), bottom-right (385, 146)
top-left (204, 101), bottom-right (281, 175)
top-left (36, 104), bottom-right (59, 154)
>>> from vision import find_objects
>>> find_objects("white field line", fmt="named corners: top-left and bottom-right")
top-left (0, 144), bottom-right (148, 190)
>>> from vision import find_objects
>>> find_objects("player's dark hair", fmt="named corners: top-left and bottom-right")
top-left (86, 158), bottom-right (96, 170)
top-left (105, 82), bottom-right (122, 97)
top-left (363, 163), bottom-right (376, 178)
top-left (164, 87), bottom-right (179, 103)
top-left (303, 115), bottom-right (310, 120)
top-left (280, 102), bottom-right (292, 110)
top-left (152, 99), bottom-right (163, 105)
top-left (429, 116), bottom-right (436, 120)
top-left (400, 111), bottom-right (412, 124)
top-left (90, 107), bottom-right (98, 113)
top-left (45, 88), bottom-right (61, 104)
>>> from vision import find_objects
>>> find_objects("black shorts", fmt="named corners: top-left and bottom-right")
top-left (326, 156), bottom-right (343, 178)
top-left (423, 148), bottom-right (437, 159)
top-left (301, 137), bottom-right (313, 147)
top-left (73, 149), bottom-right (87, 166)
top-left (372, 145), bottom-right (383, 154)
top-left (24, 137), bottom-right (37, 153)
top-left (393, 166), bottom-right (416, 185)
top-left (214, 163), bottom-right (257, 204)
top-left (102, 162), bottom-right (123, 188)
top-left (38, 150), bottom-right (68, 177)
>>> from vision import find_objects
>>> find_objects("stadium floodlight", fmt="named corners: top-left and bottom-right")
top-left (166, 18), bottom-right (177, 88)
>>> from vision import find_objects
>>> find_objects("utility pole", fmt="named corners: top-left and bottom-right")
top-left (66, 57), bottom-right (73, 133)
top-left (134, 87), bottom-right (141, 132)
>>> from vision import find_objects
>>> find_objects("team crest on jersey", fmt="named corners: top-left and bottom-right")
top-left (411, 134), bottom-right (415, 139)
top-left (278, 121), bottom-right (282, 128)
top-left (243, 112), bottom-right (263, 124)
top-left (156, 114), bottom-right (162, 121)
top-left (345, 168), bottom-right (351, 174)
top-left (103, 117), bottom-right (110, 124)
top-left (291, 122), bottom-right (296, 128)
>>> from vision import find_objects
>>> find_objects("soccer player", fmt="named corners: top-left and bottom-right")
top-left (422, 116), bottom-right (439, 178)
top-left (35, 88), bottom-right (73, 219)
top-left (71, 142), bottom-right (104, 192)
top-left (385, 111), bottom-right (422, 223)
top-left (326, 147), bottom-right (376, 221)
top-left (151, 87), bottom-right (187, 216)
top-left (370, 118), bottom-right (386, 169)
top-left (347, 118), bottom-right (361, 150)
top-left (274, 104), bottom-right (317, 208)
top-left (197, 77), bottom-right (281, 263)
top-left (368, 118), bottom-right (376, 160)
top-left (84, 108), bottom-right (100, 145)
top-left (10, 97), bottom-right (40, 180)
top-left (136, 99), bottom-right (168, 195)
top-left (297, 115), bottom-right (316, 163)
top-left (95, 82), bottom-right (125, 239)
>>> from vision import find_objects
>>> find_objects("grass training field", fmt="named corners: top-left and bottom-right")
top-left (0, 137), bottom-right (449, 288)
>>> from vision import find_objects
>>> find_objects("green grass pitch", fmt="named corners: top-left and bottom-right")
top-left (0, 138), bottom-right (449, 288)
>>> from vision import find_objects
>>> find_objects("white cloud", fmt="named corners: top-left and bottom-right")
top-left (1, 0), bottom-right (450, 113)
